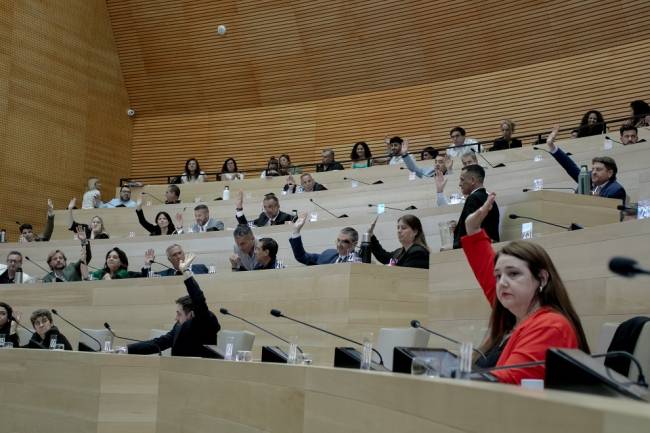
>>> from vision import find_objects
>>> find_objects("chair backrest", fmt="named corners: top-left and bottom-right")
top-left (376, 327), bottom-right (430, 370)
top-left (215, 330), bottom-right (256, 357)
top-left (630, 321), bottom-right (650, 381)
top-left (79, 329), bottom-right (113, 352)
top-left (150, 329), bottom-right (172, 356)
top-left (596, 322), bottom-right (619, 360)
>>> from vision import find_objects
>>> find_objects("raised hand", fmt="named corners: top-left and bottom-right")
top-left (175, 212), bottom-right (183, 226)
top-left (235, 191), bottom-right (244, 210)
top-left (178, 253), bottom-right (197, 273)
top-left (292, 212), bottom-right (308, 234)
top-left (445, 155), bottom-right (453, 172)
top-left (68, 197), bottom-right (77, 210)
top-left (546, 124), bottom-right (560, 152)
top-left (434, 170), bottom-right (448, 194)
top-left (76, 225), bottom-right (87, 243)
top-left (144, 248), bottom-right (156, 265)
top-left (368, 215), bottom-right (379, 237)
top-left (465, 192), bottom-right (496, 236)
top-left (400, 138), bottom-right (409, 155)
top-left (47, 199), bottom-right (54, 217)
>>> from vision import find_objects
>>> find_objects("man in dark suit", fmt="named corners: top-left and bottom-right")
top-left (546, 125), bottom-right (626, 202)
top-left (452, 164), bottom-right (500, 249)
top-left (289, 212), bottom-right (360, 265)
top-left (316, 148), bottom-right (345, 172)
top-left (142, 244), bottom-right (209, 277)
top-left (300, 173), bottom-right (328, 192)
top-left (235, 192), bottom-right (296, 227)
top-left (127, 254), bottom-right (220, 357)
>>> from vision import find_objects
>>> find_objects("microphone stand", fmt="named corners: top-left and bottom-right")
top-left (471, 149), bottom-right (505, 168)
top-left (24, 256), bottom-right (52, 279)
top-left (309, 198), bottom-right (348, 218)
top-left (410, 320), bottom-right (486, 360)
top-left (104, 322), bottom-right (162, 356)
top-left (51, 309), bottom-right (102, 351)
top-left (509, 214), bottom-right (582, 231)
top-left (142, 192), bottom-right (165, 204)
top-left (220, 308), bottom-right (302, 353)
top-left (12, 318), bottom-right (47, 349)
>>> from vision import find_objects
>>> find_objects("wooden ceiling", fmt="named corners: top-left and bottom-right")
top-left (105, 0), bottom-right (650, 177)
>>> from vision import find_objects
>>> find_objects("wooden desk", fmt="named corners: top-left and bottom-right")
top-left (0, 350), bottom-right (647, 433)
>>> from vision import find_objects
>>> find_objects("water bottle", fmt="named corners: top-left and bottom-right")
top-left (222, 186), bottom-right (230, 201)
top-left (14, 268), bottom-right (23, 284)
top-left (49, 336), bottom-right (58, 350)
top-left (0, 229), bottom-right (5, 243)
top-left (0, 334), bottom-right (6, 348)
top-left (287, 336), bottom-right (299, 364)
top-left (577, 165), bottom-right (590, 195)
top-left (224, 336), bottom-right (235, 360)
top-left (360, 333), bottom-right (373, 370)
top-left (359, 233), bottom-right (372, 264)
top-left (456, 342), bottom-right (473, 380)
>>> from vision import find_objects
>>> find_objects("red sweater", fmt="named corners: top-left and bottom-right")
top-left (461, 230), bottom-right (579, 384)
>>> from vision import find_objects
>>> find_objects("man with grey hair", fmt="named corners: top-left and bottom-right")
top-left (142, 244), bottom-right (209, 276)
top-left (316, 148), bottom-right (344, 172)
top-left (230, 224), bottom-right (257, 271)
top-left (289, 213), bottom-right (360, 265)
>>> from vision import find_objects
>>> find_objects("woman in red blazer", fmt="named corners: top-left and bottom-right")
top-left (461, 193), bottom-right (590, 384)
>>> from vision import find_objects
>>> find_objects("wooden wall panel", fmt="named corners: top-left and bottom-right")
top-left (0, 0), bottom-right (132, 241)
top-left (105, 0), bottom-right (650, 177)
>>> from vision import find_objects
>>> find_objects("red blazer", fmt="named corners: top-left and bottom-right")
top-left (461, 230), bottom-right (579, 384)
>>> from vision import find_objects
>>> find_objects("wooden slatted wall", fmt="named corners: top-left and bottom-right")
top-left (105, 0), bottom-right (650, 178)
top-left (0, 0), bottom-right (132, 241)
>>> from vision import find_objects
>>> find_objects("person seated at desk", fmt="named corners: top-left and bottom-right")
top-left (461, 193), bottom-right (589, 384)
top-left (384, 136), bottom-right (404, 165)
top-left (282, 175), bottom-right (303, 194)
top-left (491, 119), bottom-right (522, 151)
top-left (446, 126), bottom-right (479, 158)
top-left (135, 199), bottom-right (177, 235)
top-left (180, 158), bottom-right (206, 184)
top-left (251, 237), bottom-right (285, 270)
top-left (67, 198), bottom-right (110, 239)
top-left (420, 146), bottom-right (438, 161)
top-left (124, 254), bottom-right (220, 358)
top-left (91, 247), bottom-right (142, 280)
top-left (43, 227), bottom-right (92, 283)
top-left (0, 302), bottom-right (20, 346)
top-left (289, 213), bottom-right (360, 265)
top-left (100, 185), bottom-right (137, 208)
top-left (220, 157), bottom-right (243, 181)
top-left (230, 225), bottom-right (257, 271)
top-left (575, 110), bottom-right (605, 138)
top-left (82, 177), bottom-right (102, 209)
top-left (19, 199), bottom-right (55, 242)
top-left (545, 125), bottom-right (626, 202)
top-left (176, 204), bottom-right (224, 233)
top-left (300, 173), bottom-right (327, 192)
top-left (350, 142), bottom-right (373, 169)
top-left (452, 164), bottom-right (500, 249)
top-left (366, 214), bottom-right (430, 269)
top-left (619, 124), bottom-right (639, 145)
top-left (142, 244), bottom-right (209, 277)
top-left (260, 157), bottom-right (282, 178)
top-left (316, 148), bottom-right (345, 172)
top-left (24, 309), bottom-right (72, 350)
top-left (165, 185), bottom-right (182, 204)
top-left (0, 252), bottom-right (36, 284)
top-left (279, 154), bottom-right (302, 176)
top-left (235, 191), bottom-right (296, 227)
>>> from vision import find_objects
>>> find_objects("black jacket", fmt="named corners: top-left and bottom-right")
top-left (236, 210), bottom-right (296, 227)
top-left (316, 162), bottom-right (344, 172)
top-left (369, 236), bottom-right (430, 269)
top-left (135, 209), bottom-right (175, 235)
top-left (23, 326), bottom-right (72, 350)
top-left (490, 137), bottom-right (522, 152)
top-left (453, 188), bottom-right (500, 249)
top-left (127, 276), bottom-right (220, 357)
top-left (0, 323), bottom-right (19, 347)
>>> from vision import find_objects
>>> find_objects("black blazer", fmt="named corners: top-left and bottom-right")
top-left (236, 210), bottom-right (296, 227)
top-left (69, 221), bottom-right (110, 239)
top-left (23, 326), bottom-right (72, 350)
top-left (316, 162), bottom-right (344, 172)
top-left (135, 209), bottom-right (175, 235)
top-left (490, 137), bottom-right (522, 152)
top-left (453, 188), bottom-right (500, 249)
top-left (369, 236), bottom-right (430, 269)
top-left (127, 276), bottom-right (220, 357)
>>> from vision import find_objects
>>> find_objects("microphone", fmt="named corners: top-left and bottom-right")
top-left (15, 221), bottom-right (22, 226)
top-left (410, 320), bottom-right (486, 360)
top-left (104, 322), bottom-right (162, 356)
top-left (25, 256), bottom-right (52, 277)
top-left (219, 308), bottom-right (302, 353)
top-left (509, 214), bottom-right (583, 231)
top-left (471, 149), bottom-right (505, 168)
top-left (142, 192), bottom-right (164, 204)
top-left (270, 309), bottom-right (384, 366)
top-left (471, 359), bottom-right (545, 381)
top-left (522, 187), bottom-right (576, 192)
top-left (11, 316), bottom-right (47, 349)
top-left (309, 198), bottom-right (348, 218)
top-left (50, 309), bottom-right (102, 351)
top-left (608, 257), bottom-right (650, 277)
top-left (591, 351), bottom-right (648, 387)
top-left (533, 146), bottom-right (572, 156)
top-left (343, 177), bottom-right (384, 185)
top-left (617, 204), bottom-right (637, 212)
top-left (151, 260), bottom-right (175, 271)
top-left (368, 204), bottom-right (417, 211)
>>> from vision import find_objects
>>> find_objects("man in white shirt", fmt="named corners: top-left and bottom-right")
top-left (446, 126), bottom-right (479, 158)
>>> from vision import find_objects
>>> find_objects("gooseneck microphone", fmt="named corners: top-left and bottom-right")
top-left (508, 214), bottom-right (583, 231)
top-left (151, 260), bottom-right (175, 271)
top-left (522, 187), bottom-right (576, 192)
top-left (533, 146), bottom-right (573, 156)
top-left (471, 149), bottom-right (505, 168)
top-left (410, 320), bottom-right (486, 360)
top-left (368, 204), bottom-right (417, 212)
top-left (220, 308), bottom-right (302, 353)
top-left (608, 257), bottom-right (650, 277)
top-left (270, 309), bottom-right (384, 366)
top-left (11, 316), bottom-right (47, 349)
top-left (471, 359), bottom-right (545, 381)
top-left (591, 351), bottom-right (648, 387)
top-left (343, 177), bottom-right (384, 185)
top-left (51, 309), bottom-right (102, 351)
top-left (25, 256), bottom-right (52, 278)
top-left (104, 322), bottom-right (162, 356)
top-left (309, 198), bottom-right (348, 218)
top-left (142, 191), bottom-right (164, 204)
